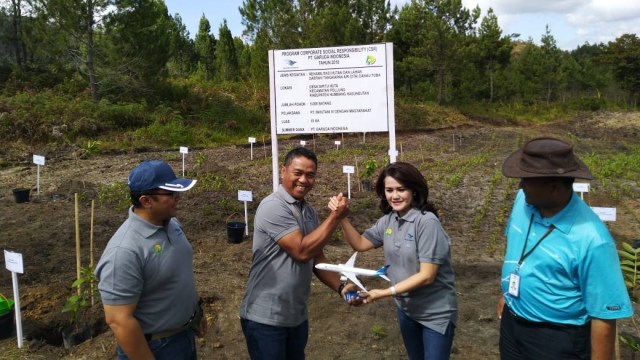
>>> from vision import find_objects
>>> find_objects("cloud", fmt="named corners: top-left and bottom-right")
top-left (567, 1), bottom-right (640, 25)
top-left (565, 1), bottom-right (640, 45)
top-left (395, 0), bottom-right (640, 49)
top-left (463, 0), bottom-right (586, 15)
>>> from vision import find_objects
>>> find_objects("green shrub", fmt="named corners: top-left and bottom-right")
top-left (133, 119), bottom-right (191, 147)
top-left (97, 101), bottom-right (149, 129)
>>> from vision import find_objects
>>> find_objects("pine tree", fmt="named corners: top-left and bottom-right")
top-left (194, 14), bottom-right (216, 81)
top-left (477, 8), bottom-right (512, 102)
top-left (216, 19), bottom-right (239, 82)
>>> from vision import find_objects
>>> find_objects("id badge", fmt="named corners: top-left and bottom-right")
top-left (508, 272), bottom-right (520, 298)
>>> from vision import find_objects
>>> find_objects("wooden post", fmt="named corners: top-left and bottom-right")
top-left (90, 200), bottom-right (95, 306)
top-left (355, 157), bottom-right (361, 192)
top-left (75, 193), bottom-right (81, 296)
top-left (263, 136), bottom-right (267, 158)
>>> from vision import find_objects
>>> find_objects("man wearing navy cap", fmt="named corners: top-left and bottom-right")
top-left (95, 160), bottom-right (206, 360)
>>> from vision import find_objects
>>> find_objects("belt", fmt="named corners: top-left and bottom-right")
top-left (144, 322), bottom-right (191, 341)
top-left (144, 302), bottom-right (204, 341)
top-left (507, 306), bottom-right (589, 330)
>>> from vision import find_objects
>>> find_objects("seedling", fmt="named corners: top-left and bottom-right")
top-left (62, 266), bottom-right (99, 332)
top-left (370, 323), bottom-right (387, 339)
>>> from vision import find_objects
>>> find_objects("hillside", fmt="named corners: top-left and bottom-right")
top-left (0, 111), bottom-right (639, 359)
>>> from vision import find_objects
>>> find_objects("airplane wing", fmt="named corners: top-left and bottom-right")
top-left (345, 252), bottom-right (358, 268)
top-left (343, 271), bottom-right (367, 292)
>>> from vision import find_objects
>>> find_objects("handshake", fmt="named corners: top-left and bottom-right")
top-left (327, 192), bottom-right (349, 218)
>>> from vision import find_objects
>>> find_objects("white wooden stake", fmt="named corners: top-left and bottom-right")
top-left (4, 250), bottom-right (24, 348)
top-left (343, 166), bottom-right (355, 199)
top-left (179, 147), bottom-right (188, 176)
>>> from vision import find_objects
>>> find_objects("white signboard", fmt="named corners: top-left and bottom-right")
top-left (238, 190), bottom-right (253, 202)
top-left (4, 250), bottom-right (24, 274)
top-left (573, 183), bottom-right (589, 193)
top-left (343, 165), bottom-right (355, 174)
top-left (591, 207), bottom-right (616, 222)
top-left (248, 137), bottom-right (256, 143)
top-left (33, 155), bottom-right (45, 166)
top-left (300, 140), bottom-right (306, 146)
top-left (272, 44), bottom-right (390, 134)
top-left (335, 141), bottom-right (341, 146)
top-left (179, 146), bottom-right (188, 154)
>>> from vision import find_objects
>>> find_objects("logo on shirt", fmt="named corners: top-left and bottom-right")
top-left (405, 233), bottom-right (414, 241)
top-left (153, 244), bottom-right (162, 254)
top-left (385, 228), bottom-right (393, 235)
top-left (606, 305), bottom-right (621, 311)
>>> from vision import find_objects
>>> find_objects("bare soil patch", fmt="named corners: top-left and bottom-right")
top-left (1, 111), bottom-right (639, 359)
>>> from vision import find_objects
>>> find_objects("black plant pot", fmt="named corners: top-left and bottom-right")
top-left (361, 179), bottom-right (372, 192)
top-left (62, 326), bottom-right (91, 348)
top-left (0, 310), bottom-right (14, 340)
top-left (12, 188), bottom-right (30, 203)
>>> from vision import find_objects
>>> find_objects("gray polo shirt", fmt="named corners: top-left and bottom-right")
top-left (240, 185), bottom-right (320, 327)
top-left (363, 208), bottom-right (457, 334)
top-left (95, 207), bottom-right (198, 334)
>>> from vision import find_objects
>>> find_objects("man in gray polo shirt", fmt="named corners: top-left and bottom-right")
top-left (95, 160), bottom-right (206, 360)
top-left (240, 147), bottom-right (355, 359)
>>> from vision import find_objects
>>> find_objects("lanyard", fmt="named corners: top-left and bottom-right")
top-left (517, 213), bottom-right (555, 268)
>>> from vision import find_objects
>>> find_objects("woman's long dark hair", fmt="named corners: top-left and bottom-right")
top-left (375, 162), bottom-right (439, 218)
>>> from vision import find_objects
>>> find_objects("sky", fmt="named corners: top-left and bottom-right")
top-left (163, 0), bottom-right (640, 50)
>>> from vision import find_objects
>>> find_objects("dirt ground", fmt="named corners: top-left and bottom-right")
top-left (0, 111), bottom-right (639, 359)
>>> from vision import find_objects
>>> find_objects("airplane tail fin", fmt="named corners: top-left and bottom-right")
top-left (376, 265), bottom-right (390, 281)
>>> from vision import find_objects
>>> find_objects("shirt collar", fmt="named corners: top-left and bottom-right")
top-left (129, 206), bottom-right (163, 238)
top-left (526, 192), bottom-right (578, 234)
top-left (276, 184), bottom-right (305, 207)
top-left (394, 207), bottom-right (420, 223)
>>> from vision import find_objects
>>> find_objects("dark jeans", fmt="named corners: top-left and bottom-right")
top-left (241, 318), bottom-right (309, 360)
top-left (116, 329), bottom-right (196, 360)
top-left (500, 304), bottom-right (590, 360)
top-left (397, 307), bottom-right (456, 360)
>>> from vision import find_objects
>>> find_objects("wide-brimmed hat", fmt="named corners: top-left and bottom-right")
top-left (128, 160), bottom-right (197, 192)
top-left (502, 137), bottom-right (593, 179)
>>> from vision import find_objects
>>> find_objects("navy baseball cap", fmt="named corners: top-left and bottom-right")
top-left (128, 160), bottom-right (196, 192)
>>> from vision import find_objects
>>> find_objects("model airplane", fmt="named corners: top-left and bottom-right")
top-left (315, 252), bottom-right (390, 292)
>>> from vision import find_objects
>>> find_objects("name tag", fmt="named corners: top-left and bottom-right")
top-left (508, 272), bottom-right (520, 298)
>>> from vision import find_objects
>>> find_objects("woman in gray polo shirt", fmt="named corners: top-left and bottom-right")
top-left (332, 162), bottom-right (457, 360)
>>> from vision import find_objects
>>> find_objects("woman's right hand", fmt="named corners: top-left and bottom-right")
top-left (327, 195), bottom-right (340, 211)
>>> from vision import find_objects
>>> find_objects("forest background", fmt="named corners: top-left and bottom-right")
top-left (0, 0), bottom-right (639, 154)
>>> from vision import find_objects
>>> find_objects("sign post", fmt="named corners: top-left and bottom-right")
top-left (268, 43), bottom-right (395, 192)
top-left (248, 137), bottom-right (256, 160)
top-left (238, 190), bottom-right (253, 236)
top-left (592, 207), bottom-right (616, 222)
top-left (343, 165), bottom-right (355, 199)
top-left (573, 183), bottom-right (589, 200)
top-left (4, 250), bottom-right (24, 348)
top-left (32, 155), bottom-right (45, 198)
top-left (335, 140), bottom-right (341, 150)
top-left (179, 147), bottom-right (188, 176)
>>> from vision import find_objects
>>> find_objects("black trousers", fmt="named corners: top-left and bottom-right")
top-left (500, 305), bottom-right (591, 360)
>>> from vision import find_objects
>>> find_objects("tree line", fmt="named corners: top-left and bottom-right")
top-left (0, 0), bottom-right (639, 108)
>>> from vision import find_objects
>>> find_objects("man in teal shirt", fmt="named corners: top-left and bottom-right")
top-left (497, 138), bottom-right (632, 359)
